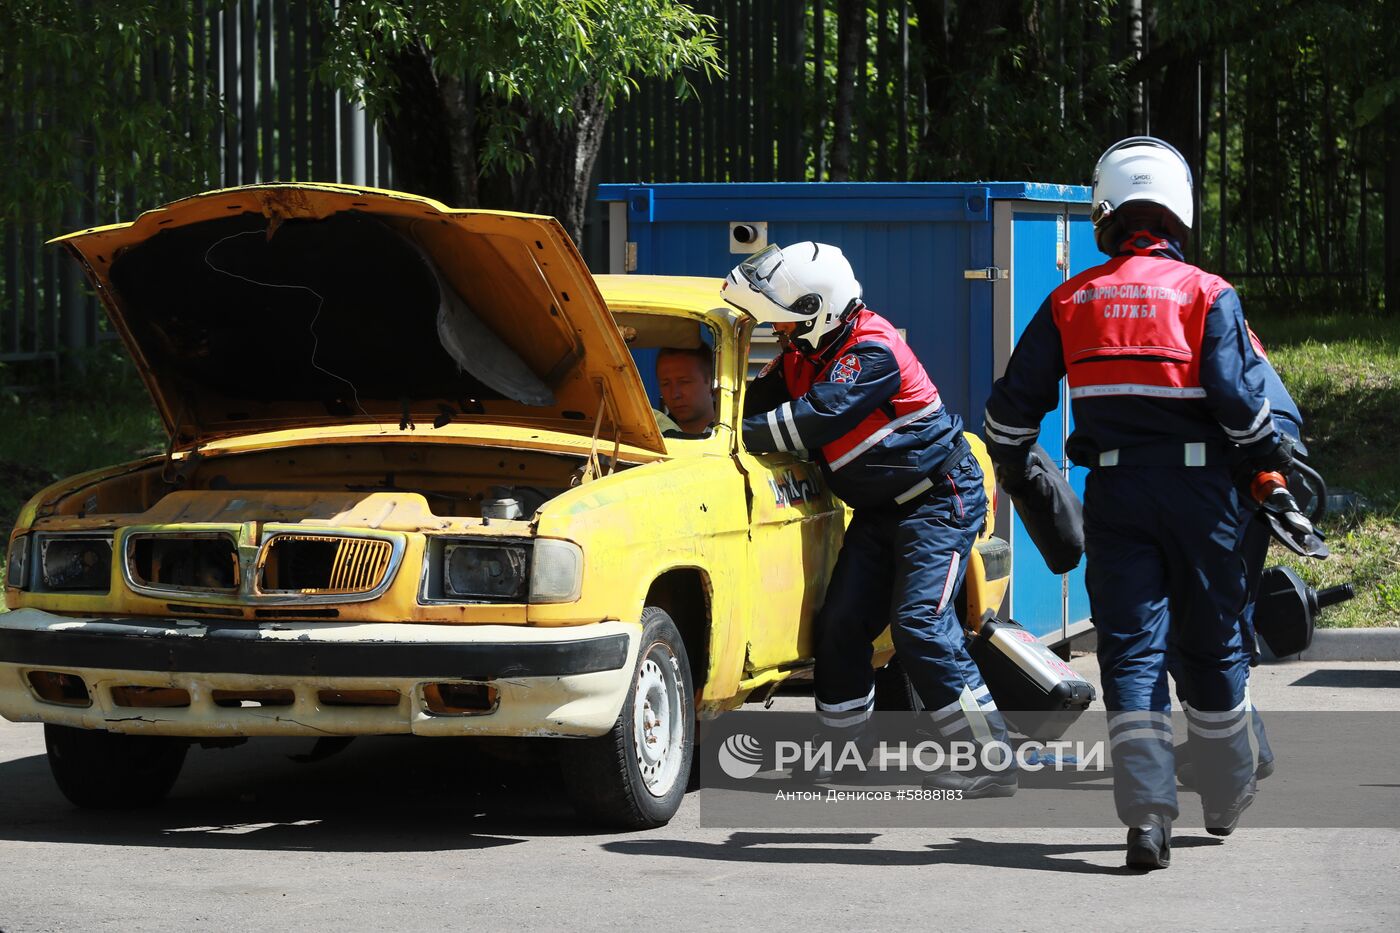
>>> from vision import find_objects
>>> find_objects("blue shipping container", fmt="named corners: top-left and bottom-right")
top-left (598, 182), bottom-right (1097, 645)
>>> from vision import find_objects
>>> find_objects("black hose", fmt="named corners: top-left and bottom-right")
top-left (1314, 583), bottom-right (1355, 610)
top-left (1290, 458), bottom-right (1329, 523)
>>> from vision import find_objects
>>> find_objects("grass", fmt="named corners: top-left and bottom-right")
top-left (1250, 312), bottom-right (1400, 627)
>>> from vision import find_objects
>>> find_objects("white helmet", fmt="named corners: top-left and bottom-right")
top-left (722, 241), bottom-right (862, 350)
top-left (1091, 136), bottom-right (1194, 253)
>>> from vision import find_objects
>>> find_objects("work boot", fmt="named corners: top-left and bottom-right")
top-left (1204, 783), bottom-right (1256, 837)
top-left (1176, 754), bottom-right (1275, 789)
top-left (922, 766), bottom-right (1018, 799)
top-left (1125, 810), bottom-right (1172, 870)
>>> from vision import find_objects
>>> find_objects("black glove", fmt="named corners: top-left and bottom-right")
top-left (986, 441), bottom-right (1034, 492)
top-left (1241, 432), bottom-right (1296, 477)
top-left (993, 443), bottom-right (1084, 574)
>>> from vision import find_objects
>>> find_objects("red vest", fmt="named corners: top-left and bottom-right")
top-left (1051, 233), bottom-right (1229, 402)
top-left (780, 308), bottom-right (942, 469)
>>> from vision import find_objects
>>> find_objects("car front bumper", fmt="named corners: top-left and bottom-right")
top-left (0, 609), bottom-right (638, 738)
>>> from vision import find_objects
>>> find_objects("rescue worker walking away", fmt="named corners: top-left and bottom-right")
top-left (1172, 336), bottom-right (1300, 787)
top-left (983, 137), bottom-right (1292, 868)
top-left (723, 242), bottom-right (1015, 799)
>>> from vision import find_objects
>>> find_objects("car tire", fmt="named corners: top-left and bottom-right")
top-left (873, 657), bottom-right (924, 712)
top-left (561, 607), bottom-right (695, 830)
top-left (45, 724), bottom-right (188, 809)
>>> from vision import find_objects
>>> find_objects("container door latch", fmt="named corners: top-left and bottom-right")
top-left (963, 266), bottom-right (1007, 281)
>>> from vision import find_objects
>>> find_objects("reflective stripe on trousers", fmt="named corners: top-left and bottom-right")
top-left (812, 457), bottom-right (1007, 752)
top-left (1085, 465), bottom-right (1254, 822)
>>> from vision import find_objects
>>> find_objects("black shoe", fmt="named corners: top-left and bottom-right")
top-left (1125, 811), bottom-right (1172, 870)
top-left (1177, 756), bottom-right (1275, 789)
top-left (922, 767), bottom-right (1018, 799)
top-left (1204, 785), bottom-right (1256, 837)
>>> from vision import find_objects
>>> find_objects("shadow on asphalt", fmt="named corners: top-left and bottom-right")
top-left (1, 732), bottom-right (1211, 870)
top-left (600, 831), bottom-right (1225, 874)
top-left (1289, 669), bottom-right (1400, 689)
top-left (0, 734), bottom-right (607, 853)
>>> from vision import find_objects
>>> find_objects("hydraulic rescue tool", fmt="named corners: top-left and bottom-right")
top-left (1253, 568), bottom-right (1355, 657)
top-left (1251, 465), bottom-right (1328, 558)
top-left (1246, 453), bottom-right (1357, 653)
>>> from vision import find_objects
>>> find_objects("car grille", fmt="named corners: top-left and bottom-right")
top-left (259, 534), bottom-right (393, 596)
top-left (126, 532), bottom-right (240, 594)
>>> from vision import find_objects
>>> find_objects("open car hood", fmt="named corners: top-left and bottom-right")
top-left (53, 184), bottom-right (663, 453)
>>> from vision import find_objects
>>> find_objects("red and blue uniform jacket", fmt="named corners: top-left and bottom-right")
top-left (1246, 328), bottom-right (1305, 453)
top-left (983, 231), bottom-right (1278, 466)
top-left (742, 307), bottom-right (965, 508)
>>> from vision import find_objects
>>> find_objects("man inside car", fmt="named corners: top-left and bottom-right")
top-left (656, 346), bottom-right (717, 438)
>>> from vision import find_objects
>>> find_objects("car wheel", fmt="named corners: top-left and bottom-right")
top-left (44, 724), bottom-right (188, 809)
top-left (873, 657), bottom-right (924, 712)
top-left (561, 606), bottom-right (694, 829)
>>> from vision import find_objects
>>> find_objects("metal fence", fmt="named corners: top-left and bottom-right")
top-left (6, 1), bottom-right (1374, 381)
top-left (598, 0), bottom-right (812, 187)
top-left (0, 0), bottom-right (848, 378)
top-left (0, 0), bottom-right (391, 377)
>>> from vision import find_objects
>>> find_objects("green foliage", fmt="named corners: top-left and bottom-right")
top-left (797, 1), bottom-right (1126, 183)
top-left (771, 0), bottom-right (1394, 311)
top-left (1355, 76), bottom-right (1400, 128)
top-left (1251, 311), bottom-right (1400, 627)
top-left (918, 2), bottom-right (1125, 182)
top-left (0, 0), bottom-right (223, 227)
top-left (1187, 0), bottom-right (1393, 314)
top-left (318, 0), bottom-right (722, 175)
top-left (0, 345), bottom-right (163, 547)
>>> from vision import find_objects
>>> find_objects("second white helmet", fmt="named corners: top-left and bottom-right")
top-left (1091, 136), bottom-right (1194, 253)
top-left (721, 241), bottom-right (862, 350)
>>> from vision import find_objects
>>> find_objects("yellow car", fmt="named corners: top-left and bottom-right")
top-left (0, 184), bottom-right (1009, 828)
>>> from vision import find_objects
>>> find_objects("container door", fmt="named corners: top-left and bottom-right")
top-left (1064, 207), bottom-right (1100, 636)
top-left (993, 201), bottom-right (1074, 642)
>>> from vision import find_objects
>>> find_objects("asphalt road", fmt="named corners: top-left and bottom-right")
top-left (1, 657), bottom-right (1397, 932)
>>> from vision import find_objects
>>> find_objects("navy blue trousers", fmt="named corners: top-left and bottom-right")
top-left (813, 455), bottom-right (1007, 748)
top-left (1084, 466), bottom-right (1256, 824)
top-left (1169, 503), bottom-right (1276, 766)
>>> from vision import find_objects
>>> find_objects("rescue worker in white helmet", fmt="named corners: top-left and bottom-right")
top-left (983, 137), bottom-right (1293, 868)
top-left (1173, 330), bottom-right (1313, 788)
top-left (724, 242), bottom-right (1016, 798)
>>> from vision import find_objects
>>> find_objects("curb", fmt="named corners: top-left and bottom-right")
top-left (1293, 627), bottom-right (1400, 663)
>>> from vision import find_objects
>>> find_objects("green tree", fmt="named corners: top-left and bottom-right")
top-left (318, 0), bottom-right (722, 242)
top-left (0, 0), bottom-right (220, 228)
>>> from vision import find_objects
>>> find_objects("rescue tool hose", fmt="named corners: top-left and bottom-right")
top-left (1314, 583), bottom-right (1355, 611)
top-left (1290, 458), bottom-right (1329, 523)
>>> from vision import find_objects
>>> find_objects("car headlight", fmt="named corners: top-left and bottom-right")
top-left (529, 538), bottom-right (583, 604)
top-left (6, 535), bottom-right (29, 589)
top-left (423, 537), bottom-right (582, 604)
top-left (443, 542), bottom-right (530, 601)
top-left (35, 534), bottom-right (114, 593)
